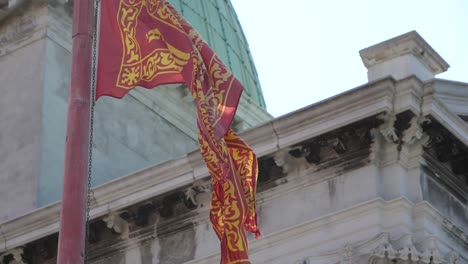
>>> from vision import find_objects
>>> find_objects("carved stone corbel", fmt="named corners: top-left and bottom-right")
top-left (274, 149), bottom-right (297, 174)
top-left (394, 234), bottom-right (421, 261)
top-left (0, 247), bottom-right (26, 264)
top-left (192, 180), bottom-right (212, 194)
top-left (377, 112), bottom-right (398, 143)
top-left (296, 232), bottom-right (460, 264)
top-left (369, 233), bottom-right (453, 264)
top-left (288, 141), bottom-right (322, 164)
top-left (340, 244), bottom-right (356, 264)
top-left (102, 212), bottom-right (129, 239)
top-left (183, 181), bottom-right (211, 209)
top-left (184, 187), bottom-right (198, 208)
top-left (328, 136), bottom-right (348, 155)
top-left (371, 233), bottom-right (397, 260)
top-left (369, 128), bottom-right (384, 163)
top-left (401, 116), bottom-right (430, 146)
top-left (419, 236), bottom-right (443, 264)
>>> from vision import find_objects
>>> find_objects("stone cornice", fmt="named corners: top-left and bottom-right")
top-left (1, 75), bottom-right (467, 256)
top-left (430, 79), bottom-right (468, 116)
top-left (422, 84), bottom-right (468, 146)
top-left (0, 77), bottom-right (391, 253)
top-left (272, 78), bottom-right (395, 149)
top-left (394, 76), bottom-right (424, 115)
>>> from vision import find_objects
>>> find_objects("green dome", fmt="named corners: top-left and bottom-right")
top-left (169, 0), bottom-right (266, 109)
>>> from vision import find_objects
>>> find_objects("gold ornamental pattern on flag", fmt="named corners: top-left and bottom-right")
top-left (96, 0), bottom-right (260, 263)
top-left (182, 18), bottom-right (259, 263)
top-left (116, 0), bottom-right (190, 89)
top-left (166, 3), bottom-right (260, 263)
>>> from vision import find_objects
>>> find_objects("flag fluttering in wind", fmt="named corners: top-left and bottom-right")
top-left (96, 0), bottom-right (260, 262)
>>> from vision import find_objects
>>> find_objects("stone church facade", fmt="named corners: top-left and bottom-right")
top-left (0, 0), bottom-right (467, 263)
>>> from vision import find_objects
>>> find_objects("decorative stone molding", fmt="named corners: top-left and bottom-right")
top-left (371, 111), bottom-right (435, 168)
top-left (288, 115), bottom-right (378, 169)
top-left (296, 233), bottom-right (388, 264)
top-left (419, 236), bottom-right (443, 264)
top-left (288, 141), bottom-right (322, 164)
top-left (339, 244), bottom-right (355, 264)
top-left (377, 112), bottom-right (398, 143)
top-left (296, 232), bottom-right (463, 264)
top-left (102, 212), bottom-right (129, 239)
top-left (273, 149), bottom-right (296, 174)
top-left (428, 79), bottom-right (468, 117)
top-left (256, 156), bottom-right (287, 189)
top-left (401, 116), bottom-right (430, 146)
top-left (369, 128), bottom-right (384, 163)
top-left (371, 233), bottom-right (397, 260)
top-left (422, 118), bottom-right (468, 198)
top-left (369, 233), bottom-right (456, 264)
top-left (193, 181), bottom-right (212, 193)
top-left (0, 247), bottom-right (26, 264)
top-left (184, 181), bottom-right (211, 209)
top-left (394, 234), bottom-right (422, 261)
top-left (184, 187), bottom-right (198, 208)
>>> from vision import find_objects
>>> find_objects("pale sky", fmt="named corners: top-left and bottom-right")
top-left (231, 0), bottom-right (468, 117)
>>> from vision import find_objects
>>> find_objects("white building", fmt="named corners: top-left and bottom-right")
top-left (0, 0), bottom-right (467, 263)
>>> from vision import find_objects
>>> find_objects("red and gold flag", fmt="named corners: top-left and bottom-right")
top-left (96, 0), bottom-right (260, 263)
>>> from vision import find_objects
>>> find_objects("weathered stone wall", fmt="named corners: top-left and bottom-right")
top-left (81, 137), bottom-right (378, 264)
top-left (421, 170), bottom-right (468, 233)
top-left (0, 2), bottom-right (48, 222)
top-left (0, 1), bottom-right (199, 217)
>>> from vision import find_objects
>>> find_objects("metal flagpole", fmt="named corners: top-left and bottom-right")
top-left (57, 0), bottom-right (95, 262)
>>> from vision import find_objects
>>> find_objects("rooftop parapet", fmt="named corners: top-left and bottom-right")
top-left (360, 31), bottom-right (450, 82)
